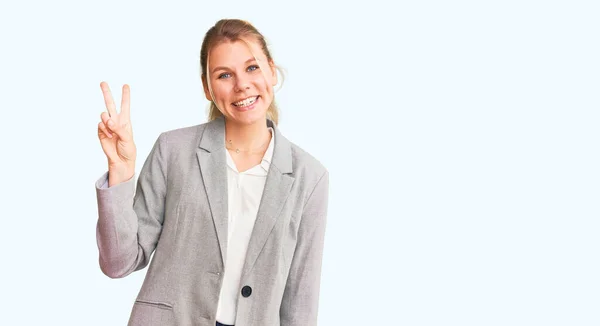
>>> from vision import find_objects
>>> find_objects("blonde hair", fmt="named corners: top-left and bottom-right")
top-left (200, 19), bottom-right (284, 125)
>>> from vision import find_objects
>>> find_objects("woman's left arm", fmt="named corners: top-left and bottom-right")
top-left (280, 171), bottom-right (330, 326)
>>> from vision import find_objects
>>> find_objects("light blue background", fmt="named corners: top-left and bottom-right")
top-left (0, 0), bottom-right (598, 325)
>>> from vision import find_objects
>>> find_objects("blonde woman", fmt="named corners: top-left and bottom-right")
top-left (95, 19), bottom-right (329, 326)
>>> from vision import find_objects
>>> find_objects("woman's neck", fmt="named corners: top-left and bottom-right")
top-left (224, 118), bottom-right (271, 151)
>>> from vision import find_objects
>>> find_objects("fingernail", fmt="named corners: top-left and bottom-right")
top-left (108, 120), bottom-right (114, 127)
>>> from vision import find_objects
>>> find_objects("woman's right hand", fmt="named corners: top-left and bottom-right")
top-left (98, 81), bottom-right (137, 186)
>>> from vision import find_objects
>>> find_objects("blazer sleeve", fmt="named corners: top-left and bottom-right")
top-left (280, 170), bottom-right (330, 326)
top-left (94, 133), bottom-right (168, 278)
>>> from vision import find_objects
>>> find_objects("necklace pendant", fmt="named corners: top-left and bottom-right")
top-left (235, 149), bottom-right (240, 154)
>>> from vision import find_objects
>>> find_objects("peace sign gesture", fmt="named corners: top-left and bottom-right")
top-left (98, 81), bottom-right (137, 186)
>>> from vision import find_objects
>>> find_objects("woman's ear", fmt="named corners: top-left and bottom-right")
top-left (202, 75), bottom-right (213, 101)
top-left (269, 60), bottom-right (278, 86)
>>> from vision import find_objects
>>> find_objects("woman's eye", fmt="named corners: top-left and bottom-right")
top-left (218, 73), bottom-right (231, 79)
top-left (247, 65), bottom-right (260, 72)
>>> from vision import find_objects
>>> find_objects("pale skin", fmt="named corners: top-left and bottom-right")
top-left (97, 38), bottom-right (278, 182)
top-left (98, 82), bottom-right (136, 187)
top-left (203, 38), bottom-right (278, 172)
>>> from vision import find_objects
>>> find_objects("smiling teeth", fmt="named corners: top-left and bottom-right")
top-left (233, 96), bottom-right (258, 107)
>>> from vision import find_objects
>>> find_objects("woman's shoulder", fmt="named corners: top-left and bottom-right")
top-left (153, 120), bottom-right (221, 152)
top-left (286, 138), bottom-right (328, 179)
top-left (158, 123), bottom-right (206, 143)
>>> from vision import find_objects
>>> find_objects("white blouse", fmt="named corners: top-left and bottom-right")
top-left (215, 127), bottom-right (275, 325)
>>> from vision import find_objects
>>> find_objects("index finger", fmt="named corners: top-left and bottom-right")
top-left (121, 84), bottom-right (131, 120)
top-left (100, 81), bottom-right (118, 117)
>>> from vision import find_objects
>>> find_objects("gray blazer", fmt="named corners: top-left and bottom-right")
top-left (95, 116), bottom-right (329, 326)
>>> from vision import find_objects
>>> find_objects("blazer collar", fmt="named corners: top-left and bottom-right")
top-left (198, 115), bottom-right (293, 174)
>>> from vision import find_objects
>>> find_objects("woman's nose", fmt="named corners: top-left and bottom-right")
top-left (234, 76), bottom-right (251, 91)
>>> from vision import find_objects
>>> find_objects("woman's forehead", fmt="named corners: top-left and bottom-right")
top-left (209, 39), bottom-right (265, 66)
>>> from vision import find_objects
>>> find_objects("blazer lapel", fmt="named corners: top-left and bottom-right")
top-left (241, 120), bottom-right (295, 281)
top-left (195, 117), bottom-right (295, 277)
top-left (197, 116), bottom-right (229, 267)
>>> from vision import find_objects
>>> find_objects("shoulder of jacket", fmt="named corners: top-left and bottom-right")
top-left (157, 122), bottom-right (208, 144)
top-left (288, 140), bottom-right (328, 178)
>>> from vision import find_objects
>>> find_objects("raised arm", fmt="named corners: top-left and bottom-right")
top-left (94, 81), bottom-right (168, 278)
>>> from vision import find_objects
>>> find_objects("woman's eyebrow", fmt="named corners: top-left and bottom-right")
top-left (211, 58), bottom-right (258, 74)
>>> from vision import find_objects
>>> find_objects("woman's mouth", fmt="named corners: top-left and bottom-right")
top-left (231, 96), bottom-right (260, 111)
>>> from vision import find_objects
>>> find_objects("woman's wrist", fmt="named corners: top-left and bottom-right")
top-left (108, 163), bottom-right (135, 187)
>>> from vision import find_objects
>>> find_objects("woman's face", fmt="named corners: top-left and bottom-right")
top-left (204, 39), bottom-right (277, 126)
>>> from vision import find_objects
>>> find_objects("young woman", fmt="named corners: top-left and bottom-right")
top-left (95, 19), bottom-right (329, 326)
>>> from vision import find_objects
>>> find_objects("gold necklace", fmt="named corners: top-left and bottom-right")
top-left (225, 136), bottom-right (270, 154)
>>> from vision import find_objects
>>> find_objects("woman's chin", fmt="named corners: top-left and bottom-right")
top-left (227, 110), bottom-right (267, 125)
